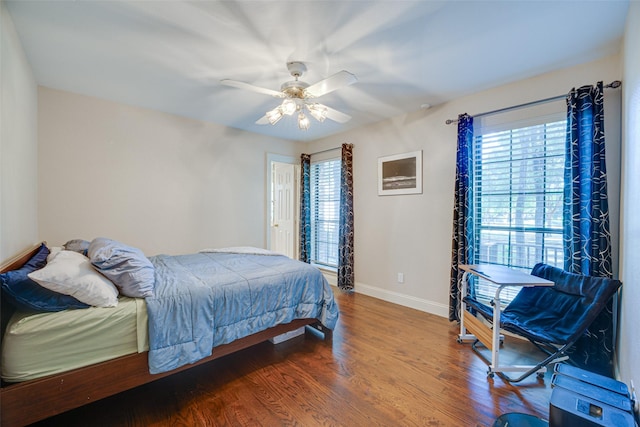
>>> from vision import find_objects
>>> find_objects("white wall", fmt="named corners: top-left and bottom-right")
top-left (307, 55), bottom-right (622, 318)
top-left (618, 0), bottom-right (640, 398)
top-left (37, 87), bottom-right (299, 256)
top-left (0, 1), bottom-right (39, 262)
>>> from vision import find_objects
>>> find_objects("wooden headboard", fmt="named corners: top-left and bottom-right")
top-left (1, 242), bottom-right (46, 348)
top-left (0, 242), bottom-right (44, 274)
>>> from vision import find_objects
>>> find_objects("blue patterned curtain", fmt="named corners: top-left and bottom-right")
top-left (449, 114), bottom-right (474, 321)
top-left (563, 81), bottom-right (615, 376)
top-left (299, 154), bottom-right (311, 263)
top-left (338, 143), bottom-right (355, 291)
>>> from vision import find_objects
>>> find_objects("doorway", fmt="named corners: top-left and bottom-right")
top-left (267, 155), bottom-right (299, 259)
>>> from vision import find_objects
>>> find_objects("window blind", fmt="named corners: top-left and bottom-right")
top-left (310, 158), bottom-right (341, 268)
top-left (472, 105), bottom-right (566, 302)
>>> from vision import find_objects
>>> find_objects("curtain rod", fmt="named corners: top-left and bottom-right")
top-left (445, 80), bottom-right (622, 125)
top-left (308, 146), bottom-right (341, 156)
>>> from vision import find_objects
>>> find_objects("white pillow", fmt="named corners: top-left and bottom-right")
top-left (28, 250), bottom-right (119, 308)
top-left (47, 246), bottom-right (63, 263)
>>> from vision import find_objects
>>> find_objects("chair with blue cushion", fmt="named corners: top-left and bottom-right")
top-left (463, 263), bottom-right (622, 382)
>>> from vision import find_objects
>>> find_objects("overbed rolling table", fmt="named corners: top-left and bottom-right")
top-left (457, 264), bottom-right (555, 379)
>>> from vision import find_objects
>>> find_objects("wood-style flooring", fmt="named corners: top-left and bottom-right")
top-left (30, 290), bottom-right (552, 426)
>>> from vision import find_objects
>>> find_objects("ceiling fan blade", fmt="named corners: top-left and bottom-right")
top-left (320, 104), bottom-right (352, 123)
top-left (255, 115), bottom-right (270, 125)
top-left (220, 79), bottom-right (284, 98)
top-left (304, 71), bottom-right (357, 98)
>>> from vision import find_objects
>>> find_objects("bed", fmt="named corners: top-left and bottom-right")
top-left (0, 241), bottom-right (338, 426)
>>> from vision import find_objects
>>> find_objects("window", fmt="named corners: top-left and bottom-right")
top-left (472, 104), bottom-right (566, 302)
top-left (310, 158), bottom-right (341, 268)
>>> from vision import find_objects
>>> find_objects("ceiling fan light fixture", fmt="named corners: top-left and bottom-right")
top-left (281, 98), bottom-right (297, 116)
top-left (307, 103), bottom-right (328, 122)
top-left (266, 107), bottom-right (283, 125)
top-left (223, 61), bottom-right (357, 131)
top-left (298, 112), bottom-right (310, 130)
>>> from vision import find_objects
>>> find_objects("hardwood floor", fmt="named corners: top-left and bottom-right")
top-left (30, 291), bottom-right (552, 426)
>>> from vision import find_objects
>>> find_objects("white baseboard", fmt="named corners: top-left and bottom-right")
top-left (354, 282), bottom-right (449, 318)
top-left (321, 269), bottom-right (449, 318)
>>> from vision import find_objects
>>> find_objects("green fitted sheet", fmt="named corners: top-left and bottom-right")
top-left (1, 297), bottom-right (148, 382)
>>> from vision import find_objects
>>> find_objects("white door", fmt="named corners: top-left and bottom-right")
top-left (270, 162), bottom-right (297, 258)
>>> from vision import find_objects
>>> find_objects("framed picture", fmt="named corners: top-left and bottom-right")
top-left (378, 150), bottom-right (422, 196)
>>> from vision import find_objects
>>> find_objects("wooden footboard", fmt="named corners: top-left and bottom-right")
top-left (0, 243), bottom-right (325, 426)
top-left (1, 318), bottom-right (318, 426)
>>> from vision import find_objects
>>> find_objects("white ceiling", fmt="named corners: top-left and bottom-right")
top-left (5, 0), bottom-right (629, 142)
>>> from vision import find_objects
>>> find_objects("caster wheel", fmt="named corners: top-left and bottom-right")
top-left (457, 338), bottom-right (462, 344)
top-left (487, 371), bottom-right (495, 378)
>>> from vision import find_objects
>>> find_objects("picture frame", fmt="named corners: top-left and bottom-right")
top-left (378, 150), bottom-right (422, 196)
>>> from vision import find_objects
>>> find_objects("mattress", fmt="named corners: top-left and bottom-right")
top-left (1, 296), bottom-right (148, 382)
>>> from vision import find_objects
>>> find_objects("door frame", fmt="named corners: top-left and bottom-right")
top-left (266, 153), bottom-right (299, 258)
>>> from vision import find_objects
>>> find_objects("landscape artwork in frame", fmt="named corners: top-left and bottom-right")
top-left (378, 150), bottom-right (422, 196)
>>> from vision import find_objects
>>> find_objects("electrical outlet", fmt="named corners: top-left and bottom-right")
top-left (397, 273), bottom-right (404, 284)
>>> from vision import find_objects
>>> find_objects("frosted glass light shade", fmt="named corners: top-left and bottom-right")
top-left (298, 112), bottom-right (310, 130)
top-left (266, 107), bottom-right (283, 124)
top-left (281, 99), bottom-right (297, 116)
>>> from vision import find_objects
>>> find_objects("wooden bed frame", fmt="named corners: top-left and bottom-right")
top-left (0, 243), bottom-right (328, 426)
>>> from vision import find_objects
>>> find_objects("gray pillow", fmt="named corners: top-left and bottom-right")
top-left (87, 238), bottom-right (155, 298)
top-left (63, 239), bottom-right (90, 256)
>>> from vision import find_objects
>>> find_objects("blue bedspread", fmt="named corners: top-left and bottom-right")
top-left (145, 252), bottom-right (339, 374)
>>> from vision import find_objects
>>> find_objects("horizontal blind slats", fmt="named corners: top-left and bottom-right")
top-left (310, 159), bottom-right (341, 268)
top-left (473, 119), bottom-right (566, 303)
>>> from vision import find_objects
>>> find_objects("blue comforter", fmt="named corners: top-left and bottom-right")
top-left (145, 252), bottom-right (339, 374)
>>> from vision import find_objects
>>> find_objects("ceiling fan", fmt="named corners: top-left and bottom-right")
top-left (220, 61), bottom-right (357, 130)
